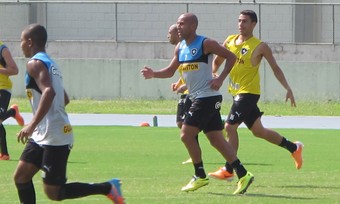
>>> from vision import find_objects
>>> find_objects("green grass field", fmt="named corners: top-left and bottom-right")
top-left (0, 126), bottom-right (339, 204)
top-left (9, 97), bottom-right (340, 116)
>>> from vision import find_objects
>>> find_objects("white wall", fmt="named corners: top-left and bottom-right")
top-left (11, 57), bottom-right (340, 102)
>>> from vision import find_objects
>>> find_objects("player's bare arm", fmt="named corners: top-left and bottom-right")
top-left (204, 38), bottom-right (236, 90)
top-left (141, 45), bottom-right (180, 79)
top-left (0, 48), bottom-right (18, 76)
top-left (212, 39), bottom-right (228, 75)
top-left (17, 60), bottom-right (56, 144)
top-left (260, 42), bottom-right (296, 107)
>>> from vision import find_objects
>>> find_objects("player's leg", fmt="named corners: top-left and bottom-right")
top-left (250, 118), bottom-right (304, 169)
top-left (180, 124), bottom-right (209, 192)
top-left (14, 140), bottom-right (42, 203)
top-left (180, 98), bottom-right (208, 192)
top-left (205, 130), bottom-right (254, 194)
top-left (0, 90), bottom-right (11, 159)
top-left (42, 144), bottom-right (124, 203)
top-left (209, 95), bottom-right (247, 180)
top-left (0, 90), bottom-right (24, 126)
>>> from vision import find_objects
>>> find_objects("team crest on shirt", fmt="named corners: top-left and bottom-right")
top-left (241, 48), bottom-right (248, 55)
top-left (191, 48), bottom-right (198, 56)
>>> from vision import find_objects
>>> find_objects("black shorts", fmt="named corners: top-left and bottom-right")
top-left (20, 139), bottom-right (71, 185)
top-left (184, 95), bottom-right (223, 133)
top-left (176, 94), bottom-right (191, 123)
top-left (226, 93), bottom-right (263, 129)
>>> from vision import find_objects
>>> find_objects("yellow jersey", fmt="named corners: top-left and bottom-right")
top-left (177, 64), bottom-right (189, 94)
top-left (0, 41), bottom-right (12, 90)
top-left (225, 35), bottom-right (261, 96)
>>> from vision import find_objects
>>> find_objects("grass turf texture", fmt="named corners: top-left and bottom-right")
top-left (0, 126), bottom-right (339, 203)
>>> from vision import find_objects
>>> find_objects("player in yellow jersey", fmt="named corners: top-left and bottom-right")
top-left (168, 24), bottom-right (197, 165)
top-left (209, 10), bottom-right (303, 180)
top-left (0, 41), bottom-right (24, 160)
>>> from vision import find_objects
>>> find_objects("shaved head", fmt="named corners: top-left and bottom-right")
top-left (22, 24), bottom-right (47, 48)
top-left (179, 13), bottom-right (198, 30)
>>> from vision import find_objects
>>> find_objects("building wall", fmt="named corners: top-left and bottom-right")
top-left (1, 1), bottom-right (340, 43)
top-left (2, 1), bottom-right (340, 101)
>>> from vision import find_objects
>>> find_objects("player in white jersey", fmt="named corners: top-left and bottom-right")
top-left (14, 24), bottom-right (124, 204)
top-left (141, 13), bottom-right (254, 195)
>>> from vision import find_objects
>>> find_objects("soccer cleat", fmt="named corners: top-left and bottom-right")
top-left (182, 158), bottom-right (192, 164)
top-left (10, 104), bottom-right (24, 126)
top-left (107, 178), bottom-right (125, 204)
top-left (292, 141), bottom-right (304, 170)
top-left (208, 167), bottom-right (234, 181)
top-left (0, 153), bottom-right (10, 160)
top-left (233, 172), bottom-right (254, 195)
top-left (181, 176), bottom-right (209, 192)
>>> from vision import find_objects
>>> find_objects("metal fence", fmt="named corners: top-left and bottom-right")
top-left (0, 1), bottom-right (340, 44)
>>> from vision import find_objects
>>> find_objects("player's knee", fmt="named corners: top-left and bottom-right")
top-left (251, 128), bottom-right (265, 138)
top-left (44, 184), bottom-right (63, 201)
top-left (225, 123), bottom-right (236, 134)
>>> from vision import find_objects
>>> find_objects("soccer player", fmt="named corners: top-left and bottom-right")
top-left (141, 13), bottom-right (254, 194)
top-left (168, 24), bottom-right (196, 165)
top-left (0, 40), bottom-right (25, 160)
top-left (209, 10), bottom-right (303, 180)
top-left (14, 24), bottom-right (124, 204)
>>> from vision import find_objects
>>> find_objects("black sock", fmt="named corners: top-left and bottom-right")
top-left (15, 181), bottom-right (36, 204)
top-left (0, 109), bottom-right (15, 121)
top-left (0, 125), bottom-right (8, 154)
top-left (231, 159), bottom-right (247, 179)
top-left (279, 137), bottom-right (297, 153)
top-left (58, 182), bottom-right (111, 200)
top-left (194, 162), bottom-right (206, 178)
top-left (225, 162), bottom-right (233, 174)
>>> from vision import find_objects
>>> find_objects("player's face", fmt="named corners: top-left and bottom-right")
top-left (238, 14), bottom-right (256, 36)
top-left (176, 15), bottom-right (190, 39)
top-left (20, 31), bottom-right (31, 58)
top-left (167, 28), bottom-right (179, 45)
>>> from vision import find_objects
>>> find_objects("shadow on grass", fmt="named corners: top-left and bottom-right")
top-left (279, 185), bottom-right (340, 190)
top-left (68, 160), bottom-right (88, 164)
top-left (205, 162), bottom-right (272, 166)
top-left (207, 192), bottom-right (315, 200)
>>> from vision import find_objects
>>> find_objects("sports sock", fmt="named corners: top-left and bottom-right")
top-left (0, 108), bottom-right (15, 121)
top-left (231, 159), bottom-right (247, 179)
top-left (279, 137), bottom-right (297, 153)
top-left (0, 125), bottom-right (8, 155)
top-left (58, 182), bottom-right (111, 200)
top-left (15, 181), bottom-right (36, 204)
top-left (225, 162), bottom-right (233, 174)
top-left (194, 161), bottom-right (206, 178)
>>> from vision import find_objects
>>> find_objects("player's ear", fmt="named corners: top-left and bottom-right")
top-left (27, 38), bottom-right (33, 47)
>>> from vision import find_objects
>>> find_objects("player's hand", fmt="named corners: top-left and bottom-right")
top-left (209, 77), bottom-right (223, 91)
top-left (171, 82), bottom-right (179, 92)
top-left (176, 84), bottom-right (187, 94)
top-left (212, 72), bottom-right (219, 78)
top-left (141, 66), bottom-right (154, 79)
top-left (16, 125), bottom-right (35, 144)
top-left (286, 89), bottom-right (296, 107)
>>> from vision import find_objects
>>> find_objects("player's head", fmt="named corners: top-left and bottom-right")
top-left (238, 10), bottom-right (257, 36)
top-left (167, 24), bottom-right (181, 45)
top-left (240, 10), bottom-right (257, 23)
top-left (176, 13), bottom-right (198, 39)
top-left (21, 24), bottom-right (47, 57)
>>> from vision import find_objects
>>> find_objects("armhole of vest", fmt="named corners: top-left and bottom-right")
top-left (0, 45), bottom-right (5, 60)
top-left (0, 45), bottom-right (6, 66)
